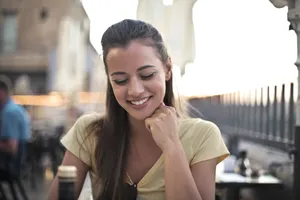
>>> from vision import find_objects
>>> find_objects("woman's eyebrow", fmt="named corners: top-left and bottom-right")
top-left (110, 71), bottom-right (126, 76)
top-left (110, 65), bottom-right (155, 76)
top-left (137, 65), bottom-right (155, 71)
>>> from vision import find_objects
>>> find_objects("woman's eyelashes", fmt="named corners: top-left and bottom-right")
top-left (113, 79), bottom-right (128, 85)
top-left (113, 72), bottom-right (156, 85)
top-left (140, 72), bottom-right (156, 80)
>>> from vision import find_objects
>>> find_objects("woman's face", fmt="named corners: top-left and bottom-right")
top-left (106, 40), bottom-right (171, 121)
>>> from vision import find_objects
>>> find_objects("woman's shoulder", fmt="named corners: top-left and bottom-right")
top-left (69, 112), bottom-right (104, 139)
top-left (178, 117), bottom-right (222, 143)
top-left (180, 117), bottom-right (229, 165)
top-left (61, 112), bottom-right (104, 167)
top-left (179, 117), bottom-right (219, 133)
top-left (75, 112), bottom-right (104, 127)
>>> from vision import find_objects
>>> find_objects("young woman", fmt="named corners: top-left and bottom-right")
top-left (49, 19), bottom-right (229, 200)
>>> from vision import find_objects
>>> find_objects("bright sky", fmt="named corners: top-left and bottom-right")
top-left (82, 0), bottom-right (297, 96)
top-left (82, 0), bottom-right (138, 53)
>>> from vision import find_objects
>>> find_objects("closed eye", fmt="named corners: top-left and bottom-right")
top-left (141, 72), bottom-right (156, 80)
top-left (113, 79), bottom-right (128, 85)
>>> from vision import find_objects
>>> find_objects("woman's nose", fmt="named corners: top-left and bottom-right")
top-left (128, 78), bottom-right (145, 97)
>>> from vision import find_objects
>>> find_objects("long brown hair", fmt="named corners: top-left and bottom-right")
top-left (91, 19), bottom-right (177, 200)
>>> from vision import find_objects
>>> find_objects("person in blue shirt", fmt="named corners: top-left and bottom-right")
top-left (0, 78), bottom-right (30, 156)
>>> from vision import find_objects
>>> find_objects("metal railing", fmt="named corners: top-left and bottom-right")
top-left (188, 82), bottom-right (296, 152)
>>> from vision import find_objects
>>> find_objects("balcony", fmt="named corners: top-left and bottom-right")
top-left (0, 52), bottom-right (48, 72)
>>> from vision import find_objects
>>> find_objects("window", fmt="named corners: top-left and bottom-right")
top-left (40, 8), bottom-right (48, 21)
top-left (1, 10), bottom-right (18, 53)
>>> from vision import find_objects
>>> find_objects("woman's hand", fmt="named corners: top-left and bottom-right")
top-left (145, 103), bottom-right (180, 152)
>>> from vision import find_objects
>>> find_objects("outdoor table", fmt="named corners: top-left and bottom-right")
top-left (216, 172), bottom-right (283, 200)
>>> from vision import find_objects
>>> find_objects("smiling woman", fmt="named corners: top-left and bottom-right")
top-left (48, 19), bottom-right (229, 200)
top-left (106, 39), bottom-right (172, 120)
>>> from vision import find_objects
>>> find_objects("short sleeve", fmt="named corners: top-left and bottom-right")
top-left (191, 120), bottom-right (229, 165)
top-left (61, 113), bottom-right (100, 167)
top-left (2, 110), bottom-right (19, 139)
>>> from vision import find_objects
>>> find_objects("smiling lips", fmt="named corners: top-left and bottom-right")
top-left (129, 97), bottom-right (150, 106)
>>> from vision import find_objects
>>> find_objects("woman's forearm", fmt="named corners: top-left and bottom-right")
top-left (163, 141), bottom-right (202, 200)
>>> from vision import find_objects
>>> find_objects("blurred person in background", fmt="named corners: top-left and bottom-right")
top-left (49, 19), bottom-right (229, 200)
top-left (0, 78), bottom-right (30, 175)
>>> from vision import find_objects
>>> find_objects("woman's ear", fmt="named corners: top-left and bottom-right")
top-left (165, 57), bottom-right (172, 81)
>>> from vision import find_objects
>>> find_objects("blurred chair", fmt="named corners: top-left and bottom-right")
top-left (24, 126), bottom-right (66, 190)
top-left (48, 125), bottom-right (66, 175)
top-left (0, 142), bottom-right (29, 200)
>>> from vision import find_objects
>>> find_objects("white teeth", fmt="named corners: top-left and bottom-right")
top-left (131, 97), bottom-right (149, 105)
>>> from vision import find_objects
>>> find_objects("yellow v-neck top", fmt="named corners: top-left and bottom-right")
top-left (61, 113), bottom-right (229, 199)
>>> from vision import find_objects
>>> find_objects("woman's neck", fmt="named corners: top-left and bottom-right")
top-left (128, 116), bottom-right (153, 143)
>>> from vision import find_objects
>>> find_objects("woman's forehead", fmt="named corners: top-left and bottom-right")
top-left (106, 41), bottom-right (162, 72)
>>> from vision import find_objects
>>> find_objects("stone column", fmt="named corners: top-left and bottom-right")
top-left (288, 1), bottom-right (300, 199)
top-left (136, 0), bottom-right (165, 34)
top-left (163, 0), bottom-right (196, 75)
top-left (56, 16), bottom-right (72, 93)
top-left (137, 0), bottom-right (197, 75)
top-left (56, 1), bottom-right (89, 101)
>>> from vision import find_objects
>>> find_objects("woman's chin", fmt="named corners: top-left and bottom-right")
top-left (128, 113), bottom-right (151, 121)
top-left (127, 109), bottom-right (154, 121)
top-left (124, 107), bottom-right (154, 121)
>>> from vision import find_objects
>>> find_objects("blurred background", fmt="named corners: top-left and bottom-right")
top-left (0, 0), bottom-right (298, 199)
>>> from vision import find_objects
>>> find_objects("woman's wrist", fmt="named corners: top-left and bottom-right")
top-left (161, 138), bottom-right (183, 155)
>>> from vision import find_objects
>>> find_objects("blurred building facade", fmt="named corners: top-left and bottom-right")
top-left (0, 0), bottom-right (97, 95)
